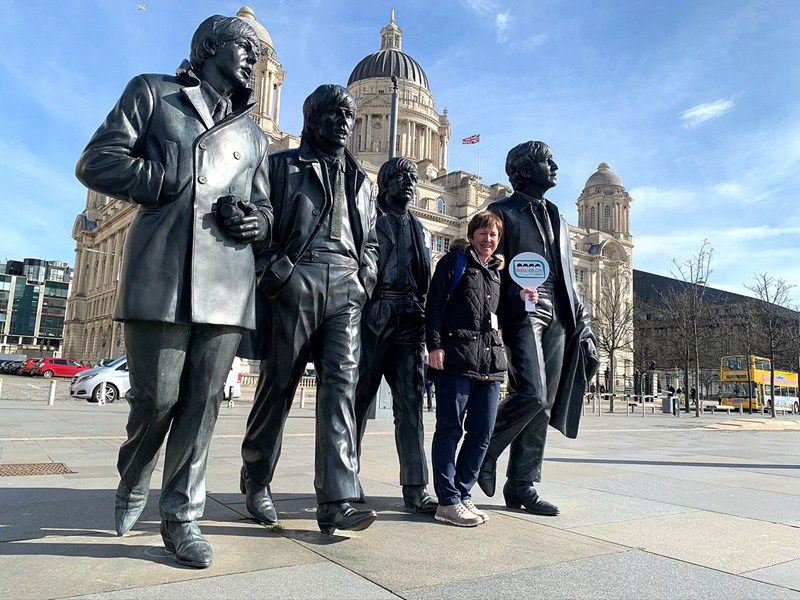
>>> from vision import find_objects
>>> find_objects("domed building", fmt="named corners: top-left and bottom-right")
top-left (346, 11), bottom-right (451, 176)
top-left (569, 163), bottom-right (635, 394)
top-left (235, 7), bottom-right (285, 142)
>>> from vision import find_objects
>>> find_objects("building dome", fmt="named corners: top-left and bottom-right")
top-left (236, 6), bottom-right (274, 53)
top-left (585, 162), bottom-right (623, 188)
top-left (347, 11), bottom-right (429, 90)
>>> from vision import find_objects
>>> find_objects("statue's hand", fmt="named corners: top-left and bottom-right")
top-left (224, 212), bottom-right (267, 243)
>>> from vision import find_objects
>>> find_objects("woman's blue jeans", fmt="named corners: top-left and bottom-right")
top-left (431, 372), bottom-right (500, 506)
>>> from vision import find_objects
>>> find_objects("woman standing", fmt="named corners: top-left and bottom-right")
top-left (426, 211), bottom-right (534, 526)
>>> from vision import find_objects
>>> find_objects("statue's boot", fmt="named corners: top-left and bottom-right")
top-left (240, 466), bottom-right (277, 524)
top-left (161, 520), bottom-right (213, 568)
top-left (114, 480), bottom-right (150, 536)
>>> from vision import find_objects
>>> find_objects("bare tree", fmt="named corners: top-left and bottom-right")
top-left (659, 240), bottom-right (714, 416)
top-left (728, 300), bottom-right (763, 414)
top-left (633, 297), bottom-right (661, 395)
top-left (592, 264), bottom-right (634, 412)
top-left (745, 274), bottom-right (795, 417)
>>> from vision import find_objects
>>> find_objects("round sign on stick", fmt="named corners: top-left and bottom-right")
top-left (509, 252), bottom-right (549, 311)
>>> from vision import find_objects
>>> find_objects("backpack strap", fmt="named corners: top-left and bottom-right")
top-left (445, 251), bottom-right (467, 306)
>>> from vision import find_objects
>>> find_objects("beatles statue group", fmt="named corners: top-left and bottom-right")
top-left (76, 15), bottom-right (597, 568)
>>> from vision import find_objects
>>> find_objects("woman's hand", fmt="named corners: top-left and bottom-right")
top-left (520, 288), bottom-right (539, 304)
top-left (428, 349), bottom-right (445, 370)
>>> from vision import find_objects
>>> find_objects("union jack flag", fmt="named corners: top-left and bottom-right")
top-left (462, 134), bottom-right (480, 144)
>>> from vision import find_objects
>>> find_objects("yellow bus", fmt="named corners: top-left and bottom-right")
top-left (719, 355), bottom-right (799, 413)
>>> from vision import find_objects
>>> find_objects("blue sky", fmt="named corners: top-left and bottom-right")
top-left (1, 0), bottom-right (799, 301)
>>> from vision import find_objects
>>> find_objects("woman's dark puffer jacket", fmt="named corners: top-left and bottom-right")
top-left (426, 240), bottom-right (507, 381)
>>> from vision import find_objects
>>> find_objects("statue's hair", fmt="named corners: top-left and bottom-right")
top-left (377, 157), bottom-right (418, 206)
top-left (505, 141), bottom-right (552, 191)
top-left (190, 15), bottom-right (260, 69)
top-left (302, 84), bottom-right (357, 137)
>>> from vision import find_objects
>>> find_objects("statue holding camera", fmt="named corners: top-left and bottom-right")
top-left (75, 14), bottom-right (270, 568)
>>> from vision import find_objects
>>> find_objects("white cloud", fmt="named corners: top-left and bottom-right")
top-left (495, 10), bottom-right (512, 42)
top-left (461, 0), bottom-right (500, 16)
top-left (680, 99), bottom-right (734, 128)
top-left (519, 33), bottom-right (549, 50)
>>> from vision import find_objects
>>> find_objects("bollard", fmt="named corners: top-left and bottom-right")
top-left (300, 387), bottom-right (306, 409)
top-left (98, 381), bottom-right (107, 406)
top-left (47, 379), bottom-right (56, 406)
top-left (227, 386), bottom-right (235, 408)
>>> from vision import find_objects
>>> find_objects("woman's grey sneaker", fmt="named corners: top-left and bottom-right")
top-left (462, 498), bottom-right (488, 523)
top-left (434, 503), bottom-right (482, 527)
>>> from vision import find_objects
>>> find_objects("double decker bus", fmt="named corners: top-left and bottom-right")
top-left (719, 355), bottom-right (799, 413)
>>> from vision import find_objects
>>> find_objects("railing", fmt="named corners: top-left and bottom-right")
top-left (240, 374), bottom-right (317, 388)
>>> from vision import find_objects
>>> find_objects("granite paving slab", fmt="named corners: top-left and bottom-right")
top-left (283, 501), bottom-right (623, 591)
top-left (71, 562), bottom-right (399, 599)
top-left (402, 549), bottom-right (800, 600)
top-left (0, 511), bottom-right (322, 600)
top-left (743, 558), bottom-right (800, 591)
top-left (572, 511), bottom-right (800, 574)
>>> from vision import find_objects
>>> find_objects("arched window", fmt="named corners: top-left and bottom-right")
top-left (603, 205), bottom-right (611, 231)
top-left (436, 197), bottom-right (446, 215)
top-left (590, 207), bottom-right (596, 228)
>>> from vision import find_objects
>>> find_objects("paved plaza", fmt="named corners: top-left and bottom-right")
top-left (0, 374), bottom-right (799, 599)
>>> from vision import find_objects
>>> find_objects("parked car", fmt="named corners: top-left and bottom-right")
top-left (20, 358), bottom-right (43, 376)
top-left (70, 356), bottom-right (128, 403)
top-left (34, 358), bottom-right (90, 379)
top-left (3, 360), bottom-right (24, 374)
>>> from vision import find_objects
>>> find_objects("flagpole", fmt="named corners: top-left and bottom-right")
top-left (477, 138), bottom-right (481, 180)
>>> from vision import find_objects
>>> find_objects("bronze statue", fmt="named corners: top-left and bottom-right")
top-left (239, 84), bottom-right (379, 535)
top-left (75, 15), bottom-right (270, 568)
top-left (353, 157), bottom-right (437, 513)
top-left (477, 141), bottom-right (597, 515)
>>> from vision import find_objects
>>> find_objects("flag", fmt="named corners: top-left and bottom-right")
top-left (462, 134), bottom-right (480, 144)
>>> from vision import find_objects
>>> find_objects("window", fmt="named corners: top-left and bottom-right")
top-left (435, 235), bottom-right (443, 253)
top-left (436, 197), bottom-right (446, 215)
top-left (603, 205), bottom-right (611, 230)
top-left (590, 207), bottom-right (596, 228)
top-left (443, 237), bottom-right (450, 252)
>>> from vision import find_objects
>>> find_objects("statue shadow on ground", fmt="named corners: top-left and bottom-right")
top-left (0, 487), bottom-right (437, 563)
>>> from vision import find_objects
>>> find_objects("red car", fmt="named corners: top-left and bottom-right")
top-left (34, 358), bottom-right (90, 379)
top-left (20, 358), bottom-right (43, 376)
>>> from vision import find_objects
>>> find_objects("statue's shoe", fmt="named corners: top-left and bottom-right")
top-left (240, 466), bottom-right (277, 525)
top-left (502, 480), bottom-right (559, 516)
top-left (317, 502), bottom-right (377, 535)
top-left (161, 520), bottom-right (213, 568)
top-left (402, 485), bottom-right (438, 513)
top-left (476, 456), bottom-right (497, 497)
top-left (114, 480), bottom-right (149, 536)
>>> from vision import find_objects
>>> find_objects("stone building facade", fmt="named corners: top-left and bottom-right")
top-left (64, 8), bottom-right (635, 383)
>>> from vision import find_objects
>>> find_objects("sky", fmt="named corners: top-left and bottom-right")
top-left (1, 0), bottom-right (799, 301)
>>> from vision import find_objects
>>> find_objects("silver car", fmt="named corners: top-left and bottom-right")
top-left (70, 356), bottom-right (129, 403)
